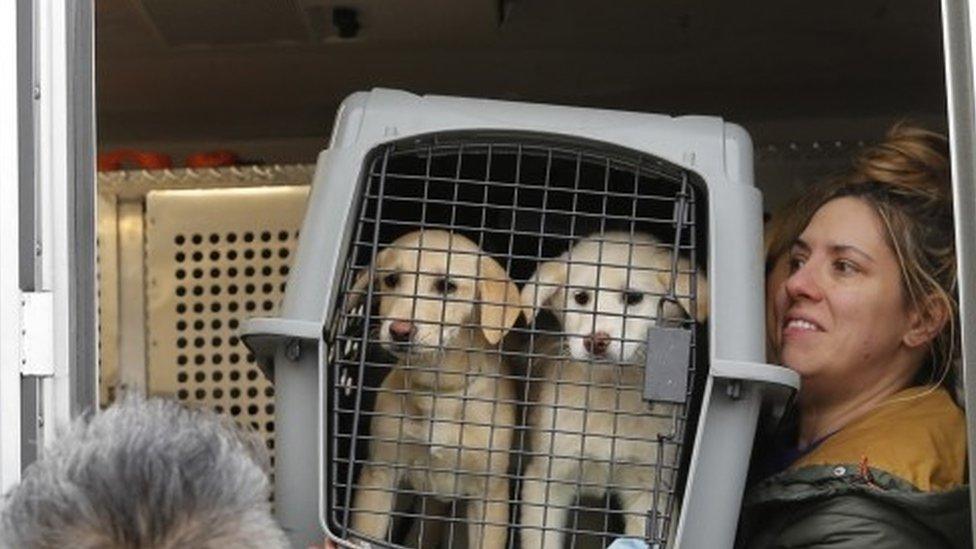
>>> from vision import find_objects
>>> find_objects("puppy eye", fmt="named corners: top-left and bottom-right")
top-left (573, 291), bottom-right (590, 306)
top-left (382, 273), bottom-right (400, 287)
top-left (434, 277), bottom-right (457, 294)
top-left (623, 291), bottom-right (644, 306)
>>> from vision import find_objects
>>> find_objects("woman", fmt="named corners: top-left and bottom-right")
top-left (739, 125), bottom-right (970, 548)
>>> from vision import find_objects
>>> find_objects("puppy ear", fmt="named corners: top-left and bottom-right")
top-left (519, 253), bottom-right (570, 323)
top-left (656, 256), bottom-right (709, 323)
top-left (345, 248), bottom-right (391, 311)
top-left (478, 255), bottom-right (525, 345)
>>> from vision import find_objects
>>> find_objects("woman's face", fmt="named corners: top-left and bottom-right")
top-left (769, 197), bottom-right (921, 399)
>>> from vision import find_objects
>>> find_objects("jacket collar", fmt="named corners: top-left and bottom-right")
top-left (790, 385), bottom-right (966, 492)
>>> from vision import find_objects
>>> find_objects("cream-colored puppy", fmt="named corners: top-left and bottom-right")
top-left (348, 230), bottom-right (524, 549)
top-left (518, 231), bottom-right (707, 549)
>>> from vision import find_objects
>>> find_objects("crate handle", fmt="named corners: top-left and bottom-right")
top-left (711, 359), bottom-right (799, 401)
top-left (240, 317), bottom-right (322, 381)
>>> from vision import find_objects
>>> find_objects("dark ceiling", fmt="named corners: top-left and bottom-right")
top-left (96, 0), bottom-right (947, 145)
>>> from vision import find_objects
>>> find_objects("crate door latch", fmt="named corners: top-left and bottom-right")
top-left (643, 325), bottom-right (692, 404)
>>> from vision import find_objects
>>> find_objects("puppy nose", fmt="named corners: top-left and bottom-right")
top-left (388, 321), bottom-right (415, 343)
top-left (584, 332), bottom-right (610, 355)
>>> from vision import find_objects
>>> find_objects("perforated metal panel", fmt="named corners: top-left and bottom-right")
top-left (145, 186), bottom-right (309, 455)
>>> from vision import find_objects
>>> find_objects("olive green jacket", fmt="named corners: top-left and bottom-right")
top-left (738, 386), bottom-right (970, 549)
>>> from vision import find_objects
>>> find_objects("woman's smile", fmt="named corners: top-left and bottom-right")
top-left (781, 312), bottom-right (825, 339)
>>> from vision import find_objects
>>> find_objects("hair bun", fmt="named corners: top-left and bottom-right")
top-left (851, 124), bottom-right (950, 199)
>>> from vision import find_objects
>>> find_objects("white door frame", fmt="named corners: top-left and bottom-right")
top-left (942, 0), bottom-right (976, 542)
top-left (0, 0), bottom-right (25, 492)
top-left (0, 0), bottom-right (96, 491)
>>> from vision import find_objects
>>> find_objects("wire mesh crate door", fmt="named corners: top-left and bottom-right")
top-left (325, 133), bottom-right (707, 549)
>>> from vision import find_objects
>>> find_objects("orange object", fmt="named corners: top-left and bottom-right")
top-left (185, 150), bottom-right (239, 168)
top-left (97, 149), bottom-right (173, 171)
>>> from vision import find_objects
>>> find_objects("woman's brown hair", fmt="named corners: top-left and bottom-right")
top-left (765, 124), bottom-right (958, 389)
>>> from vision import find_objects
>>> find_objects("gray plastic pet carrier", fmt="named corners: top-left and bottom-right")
top-left (242, 88), bottom-right (799, 549)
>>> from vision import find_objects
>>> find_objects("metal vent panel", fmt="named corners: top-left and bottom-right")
top-left (145, 186), bottom-right (309, 457)
top-left (324, 133), bottom-right (708, 548)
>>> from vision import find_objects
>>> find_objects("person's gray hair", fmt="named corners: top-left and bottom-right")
top-left (0, 397), bottom-right (289, 549)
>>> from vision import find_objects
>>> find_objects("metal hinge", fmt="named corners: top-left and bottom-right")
top-left (19, 292), bottom-right (54, 377)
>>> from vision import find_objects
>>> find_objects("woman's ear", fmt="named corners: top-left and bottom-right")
top-left (903, 294), bottom-right (949, 348)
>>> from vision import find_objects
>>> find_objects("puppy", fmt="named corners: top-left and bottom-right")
top-left (348, 230), bottom-right (525, 549)
top-left (518, 231), bottom-right (707, 549)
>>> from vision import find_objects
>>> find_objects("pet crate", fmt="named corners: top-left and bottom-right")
top-left (242, 88), bottom-right (799, 548)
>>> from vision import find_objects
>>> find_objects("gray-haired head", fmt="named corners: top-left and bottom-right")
top-left (0, 397), bottom-right (288, 549)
